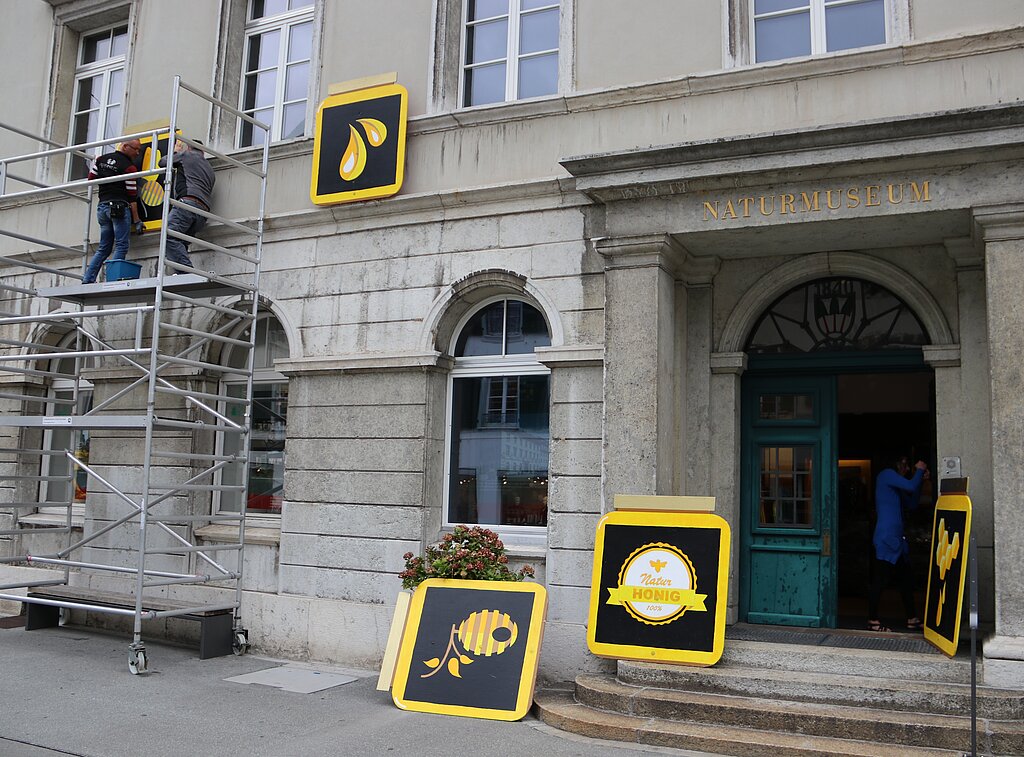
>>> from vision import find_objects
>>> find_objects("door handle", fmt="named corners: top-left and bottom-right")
top-left (822, 529), bottom-right (831, 557)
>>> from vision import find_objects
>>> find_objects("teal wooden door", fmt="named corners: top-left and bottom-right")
top-left (741, 375), bottom-right (836, 627)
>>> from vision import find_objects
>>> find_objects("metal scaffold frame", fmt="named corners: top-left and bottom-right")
top-left (0, 76), bottom-right (270, 673)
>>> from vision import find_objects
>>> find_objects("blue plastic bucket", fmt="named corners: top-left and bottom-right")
top-left (105, 260), bottom-right (142, 281)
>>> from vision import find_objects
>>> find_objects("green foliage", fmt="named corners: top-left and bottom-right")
top-left (399, 525), bottom-right (535, 590)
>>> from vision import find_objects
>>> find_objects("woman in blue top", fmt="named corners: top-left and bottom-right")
top-left (868, 455), bottom-right (929, 632)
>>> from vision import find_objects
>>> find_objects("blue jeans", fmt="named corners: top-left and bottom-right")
top-left (83, 201), bottom-right (131, 283)
top-left (164, 199), bottom-right (208, 268)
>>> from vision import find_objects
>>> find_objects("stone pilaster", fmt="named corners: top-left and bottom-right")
top-left (974, 205), bottom-right (1024, 687)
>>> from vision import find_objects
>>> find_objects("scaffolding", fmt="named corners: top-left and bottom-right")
top-left (0, 76), bottom-right (270, 674)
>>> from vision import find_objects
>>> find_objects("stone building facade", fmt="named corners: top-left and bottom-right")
top-left (2, 0), bottom-right (1023, 686)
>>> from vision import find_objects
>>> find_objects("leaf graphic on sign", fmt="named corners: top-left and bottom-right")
top-left (447, 657), bottom-right (461, 678)
top-left (423, 657), bottom-right (440, 670)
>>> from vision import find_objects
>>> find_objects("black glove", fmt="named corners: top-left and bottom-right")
top-left (133, 221), bottom-right (145, 235)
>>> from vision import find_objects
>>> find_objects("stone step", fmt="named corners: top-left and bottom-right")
top-left (575, 674), bottom-right (1024, 755)
top-left (720, 638), bottom-right (973, 683)
top-left (533, 689), bottom-right (961, 757)
top-left (619, 660), bottom-right (1024, 720)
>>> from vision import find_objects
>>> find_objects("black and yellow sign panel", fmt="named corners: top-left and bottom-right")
top-left (588, 510), bottom-right (730, 666)
top-left (135, 129), bottom-right (178, 232)
top-left (391, 579), bottom-right (547, 721)
top-left (924, 494), bottom-right (972, 657)
top-left (310, 83), bottom-right (408, 205)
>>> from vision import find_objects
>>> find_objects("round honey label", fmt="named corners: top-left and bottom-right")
top-left (609, 542), bottom-right (707, 625)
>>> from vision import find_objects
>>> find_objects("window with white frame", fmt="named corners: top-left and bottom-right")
top-left (68, 24), bottom-right (128, 179)
top-left (462, 0), bottom-right (560, 107)
top-left (751, 0), bottom-right (886, 63)
top-left (239, 0), bottom-right (314, 147)
top-left (446, 299), bottom-right (551, 530)
top-left (39, 338), bottom-right (93, 517)
top-left (219, 314), bottom-right (289, 517)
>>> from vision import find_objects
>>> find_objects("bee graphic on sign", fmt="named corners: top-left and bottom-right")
top-left (421, 609), bottom-right (519, 680)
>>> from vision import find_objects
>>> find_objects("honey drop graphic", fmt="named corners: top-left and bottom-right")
top-left (357, 118), bottom-right (387, 147)
top-left (339, 124), bottom-right (367, 181)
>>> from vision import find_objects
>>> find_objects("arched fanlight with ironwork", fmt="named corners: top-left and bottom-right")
top-left (745, 277), bottom-right (928, 354)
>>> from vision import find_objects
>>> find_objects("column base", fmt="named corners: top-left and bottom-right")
top-left (983, 635), bottom-right (1024, 689)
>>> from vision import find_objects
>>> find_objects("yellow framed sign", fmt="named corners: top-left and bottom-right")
top-left (391, 579), bottom-right (547, 721)
top-left (310, 82), bottom-right (408, 206)
top-left (134, 128), bottom-right (179, 232)
top-left (587, 510), bottom-right (731, 666)
top-left (924, 493), bottom-right (972, 657)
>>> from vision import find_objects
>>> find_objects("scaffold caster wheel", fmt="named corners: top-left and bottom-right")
top-left (232, 630), bottom-right (249, 656)
top-left (128, 645), bottom-right (148, 675)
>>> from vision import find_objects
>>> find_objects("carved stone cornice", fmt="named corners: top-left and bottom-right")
top-left (973, 204), bottom-right (1024, 243)
top-left (595, 234), bottom-right (718, 284)
top-left (944, 237), bottom-right (984, 272)
top-left (922, 344), bottom-right (962, 368)
top-left (710, 352), bottom-right (748, 375)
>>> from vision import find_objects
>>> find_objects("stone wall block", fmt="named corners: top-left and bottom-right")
top-left (280, 532), bottom-right (419, 573)
top-left (550, 400), bottom-right (604, 441)
top-left (439, 216), bottom-right (500, 252)
top-left (286, 405), bottom-right (425, 439)
top-left (285, 438), bottom-right (425, 472)
top-left (282, 501), bottom-right (424, 540)
top-left (279, 564), bottom-right (394, 604)
top-left (546, 546), bottom-right (595, 587)
top-left (284, 470), bottom-right (423, 506)
top-left (547, 474), bottom-right (602, 514)
top-left (548, 511), bottom-right (600, 551)
top-left (550, 438), bottom-right (601, 475)
top-left (498, 208), bottom-right (585, 248)
top-left (545, 582), bottom-right (593, 623)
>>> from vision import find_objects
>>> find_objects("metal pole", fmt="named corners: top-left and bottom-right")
top-left (969, 529), bottom-right (978, 757)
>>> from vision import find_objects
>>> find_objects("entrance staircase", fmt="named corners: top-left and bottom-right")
top-left (534, 628), bottom-right (1024, 756)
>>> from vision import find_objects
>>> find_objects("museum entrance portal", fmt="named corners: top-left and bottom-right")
top-left (737, 277), bottom-right (936, 629)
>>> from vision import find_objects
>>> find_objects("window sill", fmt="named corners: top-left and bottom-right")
top-left (17, 513), bottom-right (84, 530)
top-left (194, 524), bottom-right (281, 546)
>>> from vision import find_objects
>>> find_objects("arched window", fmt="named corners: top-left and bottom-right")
top-left (446, 298), bottom-right (551, 531)
top-left (746, 277), bottom-right (928, 354)
top-left (39, 333), bottom-right (93, 517)
top-left (218, 313), bottom-right (289, 518)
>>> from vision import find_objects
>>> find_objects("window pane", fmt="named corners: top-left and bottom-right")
top-left (468, 0), bottom-right (508, 22)
top-left (518, 53), bottom-right (557, 99)
top-left (251, 0), bottom-right (288, 20)
top-left (284, 61), bottom-right (309, 101)
top-left (288, 20), bottom-right (313, 61)
top-left (282, 102), bottom-right (305, 139)
top-left (759, 394), bottom-right (814, 421)
top-left (103, 106), bottom-right (122, 139)
top-left (755, 11), bottom-right (811, 62)
top-left (289, 0), bottom-right (314, 9)
top-left (522, 0), bottom-right (557, 9)
top-left (82, 30), bottom-right (110, 64)
top-left (448, 375), bottom-right (549, 527)
top-left (222, 383), bottom-right (287, 515)
top-left (464, 62), bottom-right (507, 106)
top-left (519, 8), bottom-right (559, 54)
top-left (755, 0), bottom-right (809, 13)
top-left (75, 76), bottom-right (101, 113)
top-left (241, 108), bottom-right (274, 147)
top-left (505, 302), bottom-right (551, 354)
top-left (106, 68), bottom-right (123, 106)
top-left (466, 18), bottom-right (508, 64)
top-left (759, 445), bottom-right (814, 527)
top-left (243, 70), bottom-right (278, 110)
top-left (247, 30), bottom-right (281, 72)
top-left (455, 301), bottom-right (505, 356)
top-left (110, 26), bottom-right (128, 56)
top-left (825, 0), bottom-right (886, 52)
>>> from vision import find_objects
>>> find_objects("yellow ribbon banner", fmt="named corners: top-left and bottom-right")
top-left (607, 586), bottom-right (707, 612)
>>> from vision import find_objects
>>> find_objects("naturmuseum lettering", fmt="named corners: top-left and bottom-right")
top-left (702, 181), bottom-right (931, 221)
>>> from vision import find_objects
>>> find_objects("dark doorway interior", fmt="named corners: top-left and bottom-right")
top-left (835, 371), bottom-right (935, 630)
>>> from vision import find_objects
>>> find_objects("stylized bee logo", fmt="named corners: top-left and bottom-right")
top-left (649, 559), bottom-right (667, 573)
top-left (421, 609), bottom-right (518, 680)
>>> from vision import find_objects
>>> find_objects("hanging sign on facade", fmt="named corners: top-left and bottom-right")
top-left (310, 73), bottom-right (408, 206)
top-left (924, 491), bottom-right (972, 657)
top-left (587, 507), bottom-right (730, 666)
top-left (126, 123), bottom-right (179, 232)
top-left (391, 579), bottom-right (547, 721)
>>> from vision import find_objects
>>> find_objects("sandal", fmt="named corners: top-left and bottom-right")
top-left (906, 618), bottom-right (924, 631)
top-left (867, 621), bottom-right (892, 632)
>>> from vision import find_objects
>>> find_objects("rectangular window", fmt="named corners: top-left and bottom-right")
top-left (462, 0), bottom-right (560, 107)
top-left (759, 445), bottom-right (814, 527)
top-left (239, 0), bottom-right (315, 147)
top-left (221, 382), bottom-right (287, 515)
top-left (752, 0), bottom-right (886, 63)
top-left (69, 24), bottom-right (128, 179)
top-left (448, 373), bottom-right (549, 527)
top-left (39, 389), bottom-right (92, 517)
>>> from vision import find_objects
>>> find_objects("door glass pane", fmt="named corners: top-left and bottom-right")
top-left (759, 393), bottom-right (813, 420)
top-left (755, 11), bottom-right (811, 62)
top-left (448, 374), bottom-right (549, 526)
top-left (825, 0), bottom-right (885, 52)
top-left (759, 445), bottom-right (814, 527)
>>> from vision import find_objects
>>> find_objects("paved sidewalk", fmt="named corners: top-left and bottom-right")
top-left (0, 624), bottom-right (712, 757)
